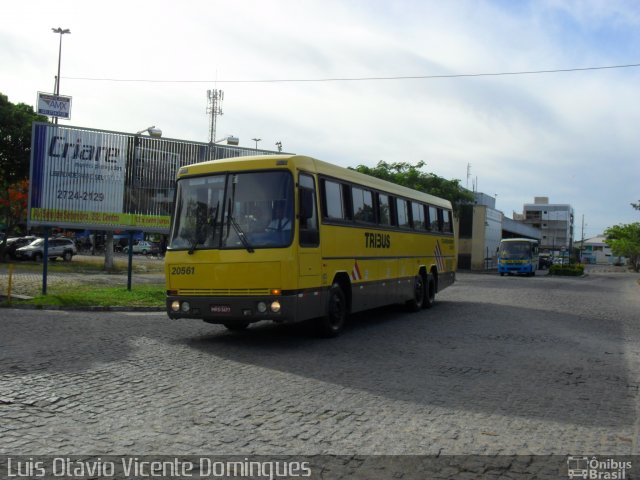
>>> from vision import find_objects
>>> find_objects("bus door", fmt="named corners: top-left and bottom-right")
top-left (297, 173), bottom-right (323, 320)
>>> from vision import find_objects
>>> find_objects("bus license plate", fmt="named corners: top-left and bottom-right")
top-left (210, 305), bottom-right (231, 315)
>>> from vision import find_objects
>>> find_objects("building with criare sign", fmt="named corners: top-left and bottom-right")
top-left (28, 123), bottom-right (283, 233)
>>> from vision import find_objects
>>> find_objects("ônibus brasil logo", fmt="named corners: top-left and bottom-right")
top-left (567, 456), bottom-right (632, 479)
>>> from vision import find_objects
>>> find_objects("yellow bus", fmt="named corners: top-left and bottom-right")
top-left (165, 155), bottom-right (456, 336)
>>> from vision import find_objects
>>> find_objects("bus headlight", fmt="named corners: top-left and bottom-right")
top-left (181, 301), bottom-right (191, 313)
top-left (270, 301), bottom-right (281, 313)
top-left (257, 302), bottom-right (267, 313)
top-left (171, 300), bottom-right (180, 312)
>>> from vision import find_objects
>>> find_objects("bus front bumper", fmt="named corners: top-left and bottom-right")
top-left (498, 263), bottom-right (533, 274)
top-left (166, 294), bottom-right (298, 325)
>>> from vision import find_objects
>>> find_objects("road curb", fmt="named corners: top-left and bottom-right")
top-left (0, 302), bottom-right (164, 312)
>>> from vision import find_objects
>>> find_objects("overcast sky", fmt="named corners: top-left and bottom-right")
top-left (2, 0), bottom-right (639, 236)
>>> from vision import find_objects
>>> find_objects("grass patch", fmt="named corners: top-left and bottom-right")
top-left (4, 284), bottom-right (165, 308)
top-left (3, 256), bottom-right (165, 274)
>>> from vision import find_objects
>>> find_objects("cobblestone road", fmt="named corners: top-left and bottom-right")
top-left (1, 270), bottom-right (639, 459)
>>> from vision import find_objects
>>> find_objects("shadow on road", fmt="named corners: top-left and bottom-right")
top-left (181, 298), bottom-right (634, 429)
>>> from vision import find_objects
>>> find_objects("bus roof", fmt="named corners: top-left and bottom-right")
top-left (177, 154), bottom-right (453, 210)
top-left (500, 238), bottom-right (539, 243)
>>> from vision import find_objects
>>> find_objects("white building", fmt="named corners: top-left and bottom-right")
top-left (575, 235), bottom-right (620, 265)
top-left (520, 197), bottom-right (574, 253)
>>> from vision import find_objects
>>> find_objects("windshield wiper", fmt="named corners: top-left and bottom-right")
top-left (223, 177), bottom-right (254, 253)
top-left (228, 214), bottom-right (254, 253)
top-left (187, 229), bottom-right (205, 255)
top-left (208, 200), bottom-right (220, 249)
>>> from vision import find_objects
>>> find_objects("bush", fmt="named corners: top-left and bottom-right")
top-left (549, 264), bottom-right (585, 276)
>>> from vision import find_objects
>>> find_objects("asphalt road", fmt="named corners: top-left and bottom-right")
top-left (1, 269), bottom-right (639, 474)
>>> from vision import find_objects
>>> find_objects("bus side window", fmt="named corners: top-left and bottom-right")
top-left (352, 187), bottom-right (375, 223)
top-left (436, 209), bottom-right (444, 232)
top-left (396, 198), bottom-right (410, 229)
top-left (377, 193), bottom-right (391, 226)
top-left (428, 205), bottom-right (438, 231)
top-left (322, 179), bottom-right (346, 220)
top-left (389, 196), bottom-right (398, 226)
top-left (442, 209), bottom-right (453, 233)
top-left (411, 202), bottom-right (426, 230)
top-left (299, 173), bottom-right (319, 246)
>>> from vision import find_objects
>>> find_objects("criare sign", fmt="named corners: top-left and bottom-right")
top-left (28, 123), bottom-right (279, 233)
top-left (28, 123), bottom-right (177, 232)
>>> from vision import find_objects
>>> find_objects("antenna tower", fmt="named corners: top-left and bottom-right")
top-left (207, 89), bottom-right (224, 144)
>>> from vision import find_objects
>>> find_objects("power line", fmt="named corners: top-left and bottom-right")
top-left (63, 63), bottom-right (640, 84)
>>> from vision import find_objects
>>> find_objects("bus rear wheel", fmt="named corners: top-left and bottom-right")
top-left (406, 274), bottom-right (425, 311)
top-left (423, 274), bottom-right (436, 309)
top-left (318, 284), bottom-right (346, 337)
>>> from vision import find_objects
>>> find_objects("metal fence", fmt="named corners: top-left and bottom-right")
top-left (0, 255), bottom-right (166, 301)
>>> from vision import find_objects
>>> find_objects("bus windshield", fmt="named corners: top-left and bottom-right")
top-left (499, 241), bottom-right (534, 260)
top-left (168, 170), bottom-right (294, 251)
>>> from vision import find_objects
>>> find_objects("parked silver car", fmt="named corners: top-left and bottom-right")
top-left (2, 235), bottom-right (39, 260)
top-left (15, 237), bottom-right (77, 261)
top-left (122, 240), bottom-right (159, 255)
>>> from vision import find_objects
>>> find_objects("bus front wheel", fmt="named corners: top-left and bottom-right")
top-left (318, 284), bottom-right (346, 337)
top-left (224, 322), bottom-right (249, 332)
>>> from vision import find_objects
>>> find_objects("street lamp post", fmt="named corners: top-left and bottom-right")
top-left (51, 27), bottom-right (70, 125)
top-left (251, 138), bottom-right (261, 150)
top-left (41, 27), bottom-right (71, 294)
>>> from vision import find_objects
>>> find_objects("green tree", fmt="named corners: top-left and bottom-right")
top-left (604, 223), bottom-right (640, 272)
top-left (631, 201), bottom-right (640, 211)
top-left (0, 92), bottom-right (48, 182)
top-left (0, 93), bottom-right (47, 259)
top-left (351, 160), bottom-right (474, 215)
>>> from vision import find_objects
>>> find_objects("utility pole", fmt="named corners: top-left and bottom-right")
top-left (466, 163), bottom-right (471, 190)
top-left (580, 214), bottom-right (585, 263)
top-left (51, 27), bottom-right (70, 125)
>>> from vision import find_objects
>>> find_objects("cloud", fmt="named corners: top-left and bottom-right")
top-left (1, 0), bottom-right (639, 235)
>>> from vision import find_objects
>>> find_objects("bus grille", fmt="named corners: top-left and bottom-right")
top-left (178, 288), bottom-right (271, 296)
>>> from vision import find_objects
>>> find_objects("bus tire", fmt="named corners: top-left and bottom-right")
top-left (318, 284), bottom-right (347, 337)
top-left (423, 274), bottom-right (436, 309)
top-left (406, 274), bottom-right (426, 311)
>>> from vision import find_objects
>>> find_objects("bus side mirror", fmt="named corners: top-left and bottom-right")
top-left (299, 189), bottom-right (314, 220)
